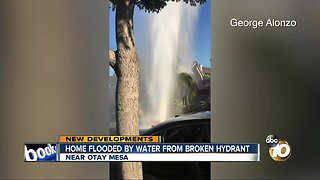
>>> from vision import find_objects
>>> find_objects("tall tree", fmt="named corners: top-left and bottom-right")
top-left (109, 0), bottom-right (206, 179)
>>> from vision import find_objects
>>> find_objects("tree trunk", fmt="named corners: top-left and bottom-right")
top-left (114, 0), bottom-right (143, 179)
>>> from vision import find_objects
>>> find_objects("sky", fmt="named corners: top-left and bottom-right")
top-left (109, 1), bottom-right (211, 73)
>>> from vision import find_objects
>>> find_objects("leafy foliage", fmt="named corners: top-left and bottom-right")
top-left (203, 74), bottom-right (211, 80)
top-left (109, 0), bottom-right (116, 11)
top-left (109, 0), bottom-right (206, 13)
top-left (177, 72), bottom-right (198, 98)
top-left (175, 72), bottom-right (210, 114)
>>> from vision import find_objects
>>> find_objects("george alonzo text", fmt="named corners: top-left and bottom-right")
top-left (230, 18), bottom-right (297, 29)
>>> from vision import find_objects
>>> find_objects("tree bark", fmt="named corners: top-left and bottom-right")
top-left (113, 0), bottom-right (143, 179)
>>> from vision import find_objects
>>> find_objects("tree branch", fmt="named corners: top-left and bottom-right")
top-left (109, 49), bottom-right (117, 72)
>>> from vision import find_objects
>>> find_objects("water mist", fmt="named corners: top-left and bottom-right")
top-left (139, 3), bottom-right (200, 127)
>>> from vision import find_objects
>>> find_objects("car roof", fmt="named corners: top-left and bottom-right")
top-left (167, 111), bottom-right (211, 122)
top-left (141, 111), bottom-right (211, 135)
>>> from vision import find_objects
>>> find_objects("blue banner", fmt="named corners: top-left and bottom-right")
top-left (59, 143), bottom-right (259, 153)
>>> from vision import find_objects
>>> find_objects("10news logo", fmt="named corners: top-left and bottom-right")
top-left (265, 135), bottom-right (291, 161)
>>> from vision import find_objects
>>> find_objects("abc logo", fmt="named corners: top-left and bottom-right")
top-left (265, 135), bottom-right (291, 161)
top-left (265, 135), bottom-right (278, 147)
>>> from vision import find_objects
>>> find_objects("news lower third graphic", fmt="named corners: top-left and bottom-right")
top-left (58, 143), bottom-right (259, 162)
top-left (24, 136), bottom-right (260, 162)
top-left (265, 135), bottom-right (291, 161)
